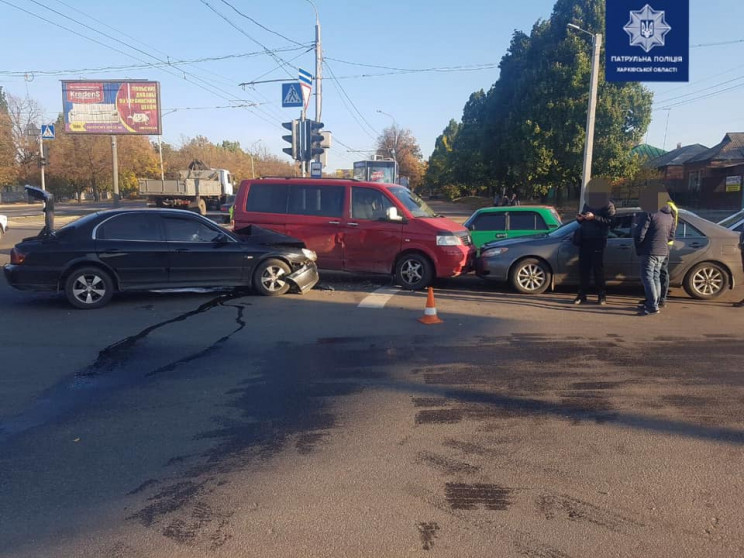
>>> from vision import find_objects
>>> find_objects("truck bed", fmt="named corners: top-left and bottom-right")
top-left (138, 178), bottom-right (223, 197)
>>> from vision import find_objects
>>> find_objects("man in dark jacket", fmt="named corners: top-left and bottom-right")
top-left (634, 194), bottom-right (676, 315)
top-left (573, 179), bottom-right (616, 305)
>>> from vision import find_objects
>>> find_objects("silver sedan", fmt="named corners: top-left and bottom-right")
top-left (475, 208), bottom-right (744, 299)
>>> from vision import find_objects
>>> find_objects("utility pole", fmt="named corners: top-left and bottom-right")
top-left (568, 24), bottom-right (601, 212)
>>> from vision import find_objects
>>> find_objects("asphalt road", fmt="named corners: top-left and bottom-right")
top-left (1, 206), bottom-right (744, 557)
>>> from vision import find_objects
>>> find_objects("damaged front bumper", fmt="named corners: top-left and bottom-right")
top-left (285, 262), bottom-right (320, 294)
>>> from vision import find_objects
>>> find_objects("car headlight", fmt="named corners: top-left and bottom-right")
top-left (436, 233), bottom-right (463, 246)
top-left (481, 247), bottom-right (509, 258)
top-left (302, 248), bottom-right (317, 261)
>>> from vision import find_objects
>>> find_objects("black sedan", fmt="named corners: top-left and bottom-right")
top-left (4, 208), bottom-right (319, 309)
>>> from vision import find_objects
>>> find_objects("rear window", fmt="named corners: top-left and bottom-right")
top-left (509, 211), bottom-right (548, 231)
top-left (245, 184), bottom-right (288, 213)
top-left (675, 220), bottom-right (705, 239)
top-left (96, 213), bottom-right (163, 241)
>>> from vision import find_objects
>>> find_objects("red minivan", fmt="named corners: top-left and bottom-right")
top-left (232, 178), bottom-right (474, 289)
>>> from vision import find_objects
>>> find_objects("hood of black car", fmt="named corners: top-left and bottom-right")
top-left (234, 224), bottom-right (306, 248)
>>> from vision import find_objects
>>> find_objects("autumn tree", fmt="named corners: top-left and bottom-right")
top-left (5, 93), bottom-right (44, 185)
top-left (0, 87), bottom-right (17, 186)
top-left (375, 126), bottom-right (424, 190)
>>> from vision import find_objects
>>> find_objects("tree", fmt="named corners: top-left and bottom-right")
top-left (425, 119), bottom-right (460, 193)
top-left (429, 0), bottom-right (653, 203)
top-left (0, 87), bottom-right (17, 186)
top-left (375, 126), bottom-right (424, 190)
top-left (5, 93), bottom-right (44, 185)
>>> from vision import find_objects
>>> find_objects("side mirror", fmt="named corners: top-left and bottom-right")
top-left (214, 232), bottom-right (229, 244)
top-left (386, 207), bottom-right (404, 222)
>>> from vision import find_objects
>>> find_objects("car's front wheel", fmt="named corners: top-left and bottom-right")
top-left (683, 262), bottom-right (728, 299)
top-left (64, 267), bottom-right (114, 309)
top-left (509, 258), bottom-right (551, 294)
top-left (394, 253), bottom-right (433, 290)
top-left (253, 258), bottom-right (291, 296)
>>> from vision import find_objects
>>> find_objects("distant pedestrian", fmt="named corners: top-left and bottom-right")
top-left (634, 188), bottom-right (675, 316)
top-left (573, 179), bottom-right (616, 306)
top-left (501, 194), bottom-right (510, 206)
top-left (734, 229), bottom-right (744, 307)
top-left (508, 193), bottom-right (519, 206)
top-left (493, 193), bottom-right (501, 207)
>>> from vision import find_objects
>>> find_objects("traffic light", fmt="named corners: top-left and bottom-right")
top-left (304, 119), bottom-right (325, 160)
top-left (281, 120), bottom-right (299, 160)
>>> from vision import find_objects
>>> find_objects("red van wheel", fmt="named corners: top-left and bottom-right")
top-left (395, 253), bottom-right (433, 290)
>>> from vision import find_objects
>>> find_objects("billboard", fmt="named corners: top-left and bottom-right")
top-left (61, 80), bottom-right (162, 135)
top-left (605, 0), bottom-right (689, 82)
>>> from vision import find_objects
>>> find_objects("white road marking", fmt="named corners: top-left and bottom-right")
top-left (357, 286), bottom-right (401, 309)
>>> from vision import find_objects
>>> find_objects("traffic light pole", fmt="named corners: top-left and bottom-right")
top-left (38, 133), bottom-right (46, 191)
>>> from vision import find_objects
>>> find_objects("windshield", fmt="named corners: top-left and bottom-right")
top-left (718, 210), bottom-right (744, 228)
top-left (388, 186), bottom-right (436, 218)
top-left (547, 219), bottom-right (579, 238)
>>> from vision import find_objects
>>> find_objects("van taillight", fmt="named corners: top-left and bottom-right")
top-left (10, 248), bottom-right (26, 265)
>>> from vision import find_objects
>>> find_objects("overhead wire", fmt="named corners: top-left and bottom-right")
top-left (3, 0), bottom-right (287, 131)
top-left (199, 0), bottom-right (297, 79)
top-left (322, 60), bottom-right (379, 141)
top-left (217, 0), bottom-right (306, 47)
top-left (0, 47), bottom-right (311, 78)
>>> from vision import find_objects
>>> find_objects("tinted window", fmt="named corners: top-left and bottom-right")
top-left (351, 187), bottom-right (394, 220)
top-left (163, 217), bottom-right (224, 243)
top-left (675, 220), bottom-right (705, 239)
top-left (510, 212), bottom-right (547, 231)
top-left (472, 213), bottom-right (506, 231)
top-left (288, 185), bottom-right (345, 217)
top-left (96, 213), bottom-right (163, 241)
top-left (245, 184), bottom-right (288, 213)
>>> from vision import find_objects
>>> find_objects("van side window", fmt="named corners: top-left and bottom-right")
top-left (245, 183), bottom-right (289, 213)
top-left (351, 187), bottom-right (394, 220)
top-left (288, 185), bottom-right (345, 217)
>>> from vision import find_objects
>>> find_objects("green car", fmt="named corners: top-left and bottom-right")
top-left (464, 206), bottom-right (562, 249)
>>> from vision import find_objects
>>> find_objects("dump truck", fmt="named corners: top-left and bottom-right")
top-left (138, 160), bottom-right (234, 215)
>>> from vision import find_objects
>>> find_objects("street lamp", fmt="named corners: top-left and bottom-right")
top-left (567, 23), bottom-right (602, 211)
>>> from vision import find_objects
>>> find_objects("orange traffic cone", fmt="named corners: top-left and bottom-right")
top-left (418, 287), bottom-right (443, 324)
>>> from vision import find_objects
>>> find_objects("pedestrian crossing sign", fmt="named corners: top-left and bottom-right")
top-left (41, 124), bottom-right (55, 139)
top-left (282, 83), bottom-right (303, 108)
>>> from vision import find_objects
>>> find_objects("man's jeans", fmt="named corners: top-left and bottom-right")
top-left (640, 255), bottom-right (665, 312)
top-left (660, 255), bottom-right (670, 304)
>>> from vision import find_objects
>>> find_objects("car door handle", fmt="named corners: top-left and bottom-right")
top-left (495, 233), bottom-right (507, 238)
top-left (347, 222), bottom-right (359, 227)
top-left (328, 220), bottom-right (340, 225)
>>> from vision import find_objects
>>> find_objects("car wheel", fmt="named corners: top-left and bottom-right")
top-left (64, 267), bottom-right (114, 309)
top-left (395, 253), bottom-right (433, 290)
top-left (683, 262), bottom-right (728, 299)
top-left (253, 258), bottom-right (291, 296)
top-left (509, 258), bottom-right (551, 294)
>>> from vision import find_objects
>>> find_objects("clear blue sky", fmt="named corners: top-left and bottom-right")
top-left (1, 0), bottom-right (742, 172)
